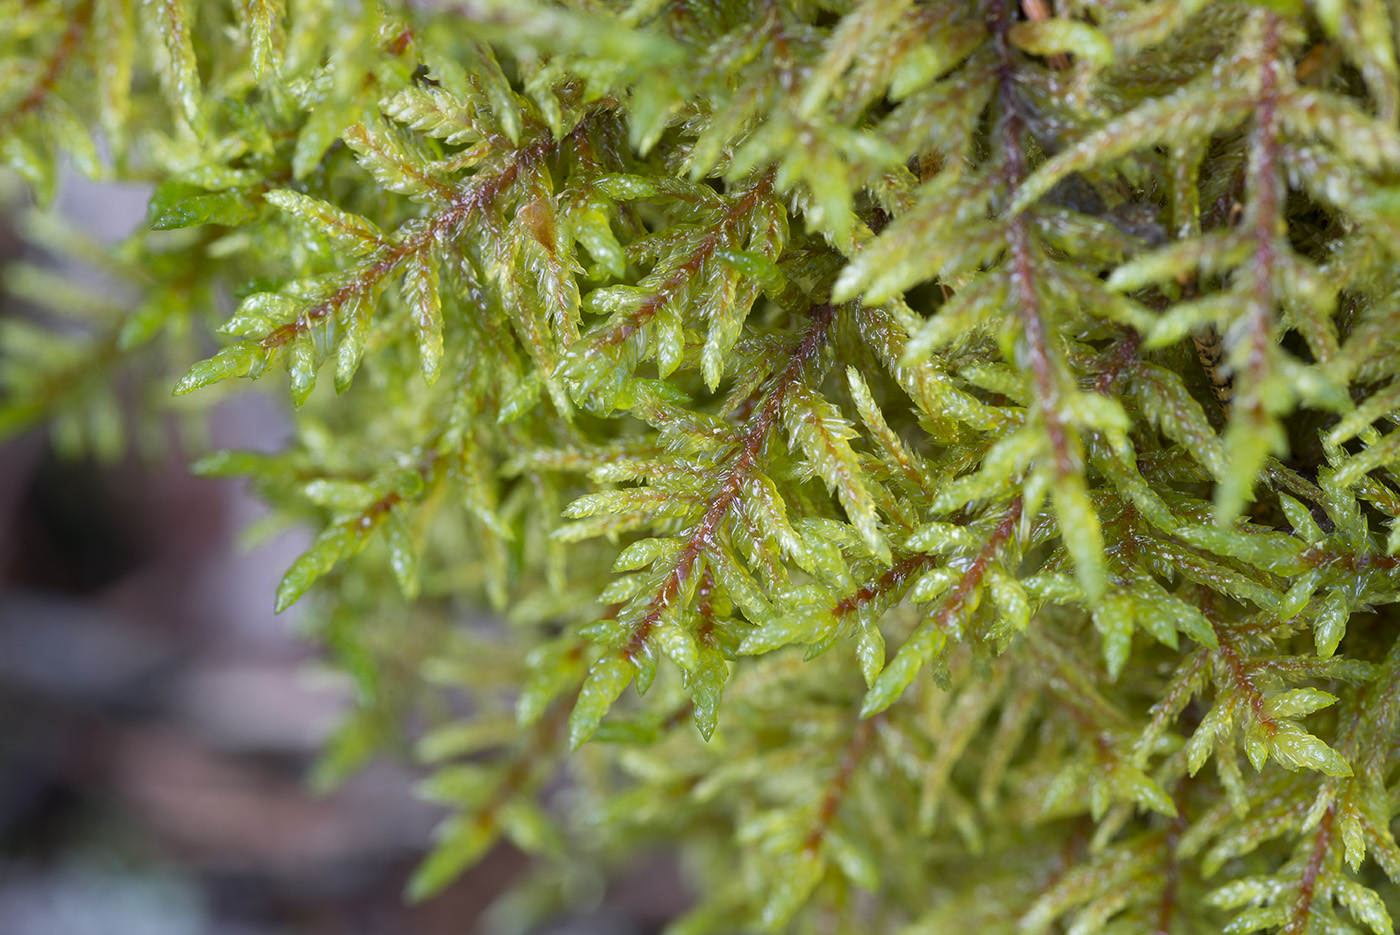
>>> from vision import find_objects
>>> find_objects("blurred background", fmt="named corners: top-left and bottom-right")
top-left (0, 172), bottom-right (685, 934)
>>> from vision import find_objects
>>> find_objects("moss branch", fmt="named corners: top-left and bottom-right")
top-left (623, 301), bottom-right (840, 660)
top-left (993, 1), bottom-right (1074, 479)
top-left (262, 127), bottom-right (564, 350)
top-left (803, 714), bottom-right (877, 853)
top-left (2, 0), bottom-right (92, 128)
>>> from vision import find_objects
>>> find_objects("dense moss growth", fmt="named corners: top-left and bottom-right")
top-left (5, 0), bottom-right (1400, 931)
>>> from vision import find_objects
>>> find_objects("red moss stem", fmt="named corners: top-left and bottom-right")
top-left (623, 302), bottom-right (840, 660)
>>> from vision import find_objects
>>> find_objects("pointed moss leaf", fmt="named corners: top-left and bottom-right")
top-left (1313, 590), bottom-right (1349, 657)
top-left (416, 764), bottom-right (496, 806)
top-left (856, 625), bottom-right (885, 687)
top-left (903, 276), bottom-right (1007, 361)
top-left (1021, 572), bottom-right (1084, 604)
top-left (1092, 591), bottom-right (1134, 680)
top-left (1052, 473), bottom-right (1105, 602)
top-left (568, 652), bottom-right (635, 749)
top-left (715, 249), bottom-right (786, 294)
top-left (703, 302), bottom-right (748, 391)
top-left (302, 479), bottom-right (375, 510)
top-left (1009, 20), bottom-right (1114, 66)
top-left (629, 72), bottom-right (682, 156)
top-left (383, 509), bottom-right (420, 600)
top-left (149, 0), bottom-right (206, 134)
top-left (706, 544), bottom-right (772, 622)
top-left (1106, 231), bottom-right (1250, 293)
top-left (760, 849), bottom-right (824, 932)
top-left (987, 569), bottom-right (1031, 638)
top-left (1337, 811), bottom-right (1366, 872)
top-left (498, 799), bottom-right (563, 857)
top-left (220, 293), bottom-right (304, 337)
top-left (1117, 766), bottom-right (1178, 817)
top-left (1335, 879), bottom-right (1394, 935)
top-left (633, 647), bottom-right (658, 696)
top-left (499, 372), bottom-right (544, 423)
top-left (654, 303), bottom-right (684, 379)
top-left (335, 295), bottom-right (370, 393)
top-left (910, 567), bottom-right (958, 603)
top-left (612, 537), bottom-right (680, 572)
top-left (1275, 566), bottom-right (1322, 620)
top-left (1185, 704), bottom-right (1230, 776)
top-left (382, 85), bottom-right (481, 145)
top-left (245, 0), bottom-right (285, 81)
top-left (265, 189), bottom-right (385, 256)
top-left (652, 620), bottom-right (699, 672)
top-left (1174, 524), bottom-right (1306, 575)
top-left (889, 22), bottom-right (986, 99)
top-left (1265, 688), bottom-right (1338, 719)
top-left (287, 332), bottom-right (317, 408)
top-left (1131, 363), bottom-right (1228, 479)
top-left (825, 827), bottom-right (880, 892)
top-left (406, 814), bottom-right (497, 902)
top-left (931, 427), bottom-right (1038, 513)
top-left (275, 516), bottom-right (378, 612)
top-left (1162, 587), bottom-right (1220, 647)
top-left (1214, 411), bottom-right (1286, 523)
top-left (1276, 492), bottom-right (1323, 544)
top-left (784, 384), bottom-right (890, 564)
top-left (190, 449), bottom-right (274, 478)
top-left (793, 519), bottom-right (850, 581)
top-left (567, 200), bottom-right (626, 278)
top-left (744, 474), bottom-right (808, 566)
top-left (862, 627), bottom-right (944, 716)
top-left (403, 253), bottom-right (443, 384)
top-left (147, 184), bottom-right (254, 230)
top-left (739, 608), bottom-right (834, 655)
top-left (343, 121), bottom-right (444, 201)
top-left (516, 640), bottom-right (586, 728)
top-left (1010, 86), bottom-right (1257, 215)
top-left (593, 174), bottom-right (665, 201)
top-left (416, 721), bottom-right (517, 763)
top-left (173, 341), bottom-right (270, 395)
top-left (1266, 722), bottom-right (1352, 776)
top-left (686, 647), bottom-right (727, 741)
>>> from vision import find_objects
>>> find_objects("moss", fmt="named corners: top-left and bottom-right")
top-left (4, 0), bottom-right (1400, 932)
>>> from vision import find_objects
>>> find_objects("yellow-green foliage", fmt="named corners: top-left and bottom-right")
top-left (6, 0), bottom-right (1400, 932)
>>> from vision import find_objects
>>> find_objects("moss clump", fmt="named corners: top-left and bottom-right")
top-left (4, 1), bottom-right (1400, 932)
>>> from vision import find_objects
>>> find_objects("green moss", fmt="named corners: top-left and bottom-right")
top-left (4, 0), bottom-right (1400, 932)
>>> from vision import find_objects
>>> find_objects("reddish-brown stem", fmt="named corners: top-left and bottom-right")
top-left (261, 129), bottom-right (563, 350)
top-left (1, 0), bottom-right (93, 130)
top-left (1155, 796), bottom-right (1189, 935)
top-left (596, 173), bottom-right (775, 351)
top-left (622, 302), bottom-right (840, 661)
top-left (932, 496), bottom-right (1024, 632)
top-left (1199, 592), bottom-right (1280, 737)
top-left (992, 2), bottom-right (1076, 479)
top-left (1286, 803), bottom-right (1335, 934)
top-left (1301, 546), bottom-right (1400, 572)
top-left (802, 715), bottom-right (877, 852)
top-left (833, 552), bottom-right (934, 618)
